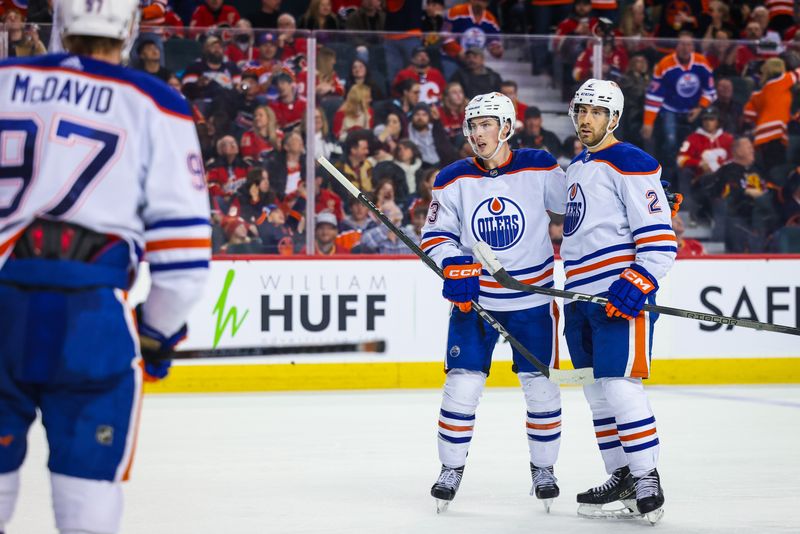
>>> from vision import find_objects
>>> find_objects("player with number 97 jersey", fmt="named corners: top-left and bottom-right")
top-left (0, 1), bottom-right (209, 532)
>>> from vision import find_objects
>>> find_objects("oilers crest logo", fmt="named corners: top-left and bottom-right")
top-left (563, 183), bottom-right (586, 236)
top-left (471, 197), bottom-right (525, 250)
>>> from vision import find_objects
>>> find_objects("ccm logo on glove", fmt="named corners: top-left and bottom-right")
top-left (444, 265), bottom-right (482, 279)
top-left (622, 269), bottom-right (655, 293)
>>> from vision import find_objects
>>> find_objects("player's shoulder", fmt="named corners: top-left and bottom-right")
top-left (569, 148), bottom-right (588, 166)
top-left (1, 53), bottom-right (191, 120)
top-left (509, 148), bottom-right (559, 171)
top-left (434, 158), bottom-right (480, 189)
top-left (447, 3), bottom-right (470, 18)
top-left (593, 142), bottom-right (660, 175)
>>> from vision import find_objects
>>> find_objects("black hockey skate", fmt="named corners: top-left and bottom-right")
top-left (530, 463), bottom-right (560, 513)
top-left (634, 469), bottom-right (665, 525)
top-left (576, 465), bottom-right (638, 520)
top-left (431, 465), bottom-right (464, 513)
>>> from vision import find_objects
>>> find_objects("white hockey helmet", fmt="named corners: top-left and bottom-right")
top-left (463, 92), bottom-right (516, 160)
top-left (57, 0), bottom-right (140, 48)
top-left (569, 78), bottom-right (624, 131)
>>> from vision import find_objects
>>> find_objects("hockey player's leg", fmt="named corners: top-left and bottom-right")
top-left (0, 472), bottom-right (20, 532)
top-left (519, 371), bottom-right (561, 512)
top-left (601, 377), bottom-right (664, 524)
top-left (433, 368), bottom-right (486, 512)
top-left (576, 380), bottom-right (636, 519)
top-left (51, 474), bottom-right (123, 534)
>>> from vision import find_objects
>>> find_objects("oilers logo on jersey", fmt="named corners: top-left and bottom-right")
top-left (471, 196), bottom-right (525, 250)
top-left (563, 183), bottom-right (586, 236)
top-left (676, 73), bottom-right (700, 98)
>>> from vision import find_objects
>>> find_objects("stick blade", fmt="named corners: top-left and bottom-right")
top-left (549, 367), bottom-right (595, 386)
top-left (472, 241), bottom-right (502, 275)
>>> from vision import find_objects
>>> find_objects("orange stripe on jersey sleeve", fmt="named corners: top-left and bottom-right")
top-left (421, 237), bottom-right (450, 250)
top-left (635, 234), bottom-right (677, 245)
top-left (146, 238), bottom-right (212, 251)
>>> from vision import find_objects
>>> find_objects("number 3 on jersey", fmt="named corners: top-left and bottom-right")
top-left (0, 116), bottom-right (120, 218)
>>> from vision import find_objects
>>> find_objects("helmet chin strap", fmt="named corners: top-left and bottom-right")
top-left (581, 116), bottom-right (619, 151)
top-left (470, 121), bottom-right (510, 162)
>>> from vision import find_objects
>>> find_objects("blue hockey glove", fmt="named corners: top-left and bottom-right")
top-left (605, 264), bottom-right (658, 320)
top-left (661, 180), bottom-right (683, 217)
top-left (135, 305), bottom-right (187, 382)
top-left (442, 255), bottom-right (482, 313)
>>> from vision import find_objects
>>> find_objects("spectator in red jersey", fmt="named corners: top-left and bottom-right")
top-left (508, 106), bottom-right (562, 157)
top-left (246, 0), bottom-right (283, 30)
top-left (207, 135), bottom-right (250, 209)
top-left (552, 0), bottom-right (598, 93)
top-left (265, 130), bottom-right (306, 197)
top-left (277, 13), bottom-right (307, 68)
top-left (333, 84), bottom-right (375, 142)
top-left (312, 46), bottom-right (346, 103)
top-left (573, 21), bottom-right (628, 84)
top-left (734, 20), bottom-right (767, 75)
top-left (226, 19), bottom-right (257, 68)
top-left (500, 79), bottom-right (528, 128)
top-left (391, 47), bottom-right (447, 105)
top-left (672, 215), bottom-right (705, 257)
top-left (269, 71), bottom-right (307, 131)
top-left (181, 34), bottom-right (242, 102)
top-left (240, 105), bottom-right (281, 163)
top-left (299, 0), bottom-right (341, 30)
top-left (190, 0), bottom-right (241, 35)
top-left (345, 58), bottom-right (385, 101)
top-left (285, 173), bottom-right (345, 222)
top-left (437, 81), bottom-right (467, 140)
top-left (677, 106), bottom-right (734, 223)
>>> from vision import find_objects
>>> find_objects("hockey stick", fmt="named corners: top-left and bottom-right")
top-left (473, 241), bottom-right (800, 337)
top-left (318, 156), bottom-right (594, 386)
top-left (172, 340), bottom-right (387, 359)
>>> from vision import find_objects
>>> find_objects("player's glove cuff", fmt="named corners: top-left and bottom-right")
top-left (442, 255), bottom-right (481, 312)
top-left (136, 305), bottom-right (187, 382)
top-left (605, 264), bottom-right (658, 319)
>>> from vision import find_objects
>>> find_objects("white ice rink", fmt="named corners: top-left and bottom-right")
top-left (8, 385), bottom-right (800, 533)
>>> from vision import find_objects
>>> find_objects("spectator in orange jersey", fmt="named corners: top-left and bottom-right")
top-left (672, 215), bottom-right (705, 257)
top-left (744, 58), bottom-right (800, 167)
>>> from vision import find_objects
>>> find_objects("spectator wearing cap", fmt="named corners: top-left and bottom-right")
top-left (240, 105), bottom-right (281, 163)
top-left (677, 106), bottom-right (733, 223)
top-left (359, 201), bottom-right (414, 254)
top-left (269, 70), bottom-right (307, 131)
top-left (509, 107), bottom-right (562, 157)
top-left (335, 130), bottom-right (375, 198)
top-left (135, 38), bottom-right (173, 82)
top-left (303, 211), bottom-right (344, 255)
top-left (450, 46), bottom-right (503, 99)
top-left (440, 0), bottom-right (503, 80)
top-left (333, 84), bottom-right (375, 142)
top-left (182, 34), bottom-right (242, 102)
top-left (437, 82), bottom-right (467, 140)
top-left (220, 216), bottom-right (263, 254)
top-left (299, 0), bottom-right (341, 30)
top-left (744, 58), bottom-right (800, 167)
top-left (244, 31), bottom-right (283, 92)
top-left (500, 80), bottom-right (528, 128)
top-left (407, 103), bottom-right (445, 167)
top-left (392, 47), bottom-right (447, 105)
top-left (246, 0), bottom-right (283, 30)
top-left (190, 0), bottom-right (241, 37)
top-left (207, 135), bottom-right (250, 210)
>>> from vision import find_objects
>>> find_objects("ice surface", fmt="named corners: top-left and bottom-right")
top-left (9, 385), bottom-right (800, 533)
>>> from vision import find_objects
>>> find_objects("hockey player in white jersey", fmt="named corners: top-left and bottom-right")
top-left (0, 1), bottom-right (210, 533)
top-left (562, 79), bottom-right (675, 524)
top-left (421, 92), bottom-right (567, 513)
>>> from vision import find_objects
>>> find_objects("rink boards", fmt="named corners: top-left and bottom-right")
top-left (129, 256), bottom-right (800, 393)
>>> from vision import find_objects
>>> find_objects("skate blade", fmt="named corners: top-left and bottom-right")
top-left (541, 498), bottom-right (553, 513)
top-left (435, 499), bottom-right (451, 514)
top-left (645, 507), bottom-right (664, 525)
top-left (577, 501), bottom-right (638, 520)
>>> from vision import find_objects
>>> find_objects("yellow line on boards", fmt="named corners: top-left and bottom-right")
top-left (143, 358), bottom-right (800, 394)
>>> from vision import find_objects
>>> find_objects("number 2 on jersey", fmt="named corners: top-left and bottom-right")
top-left (645, 190), bottom-right (662, 214)
top-left (0, 116), bottom-right (120, 218)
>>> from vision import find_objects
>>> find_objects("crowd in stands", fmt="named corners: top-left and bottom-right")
top-left (2, 0), bottom-right (800, 255)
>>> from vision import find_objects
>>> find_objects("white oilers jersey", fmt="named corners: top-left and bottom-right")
top-left (0, 53), bottom-right (210, 336)
top-left (561, 142), bottom-right (676, 297)
top-left (421, 149), bottom-right (566, 311)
